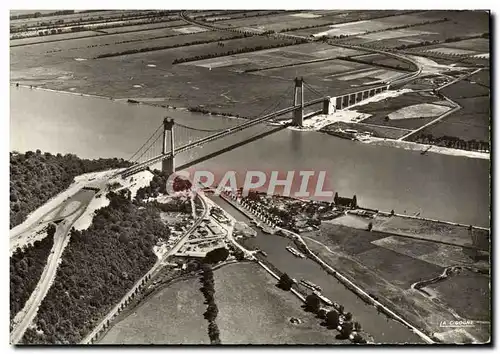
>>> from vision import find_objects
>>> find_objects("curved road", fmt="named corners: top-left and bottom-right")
top-left (10, 191), bottom-right (96, 344)
top-left (81, 192), bottom-right (208, 344)
top-left (179, 11), bottom-right (423, 86)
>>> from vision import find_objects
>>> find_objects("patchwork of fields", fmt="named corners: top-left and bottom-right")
top-left (10, 10), bottom-right (489, 121)
top-left (9, 9), bottom-right (491, 346)
top-left (304, 219), bottom-right (490, 343)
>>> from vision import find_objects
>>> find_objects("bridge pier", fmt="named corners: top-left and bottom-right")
top-left (292, 77), bottom-right (304, 127)
top-left (342, 96), bottom-right (348, 108)
top-left (323, 96), bottom-right (335, 114)
top-left (162, 117), bottom-right (175, 176)
top-left (349, 94), bottom-right (355, 106)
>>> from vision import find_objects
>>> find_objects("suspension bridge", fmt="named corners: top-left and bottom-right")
top-left (119, 77), bottom-right (390, 178)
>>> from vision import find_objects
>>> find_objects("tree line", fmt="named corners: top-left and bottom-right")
top-left (199, 264), bottom-right (221, 344)
top-left (172, 39), bottom-right (307, 64)
top-left (278, 273), bottom-right (366, 343)
top-left (10, 150), bottom-right (131, 229)
top-left (21, 190), bottom-right (171, 344)
top-left (198, 247), bottom-right (231, 344)
top-left (11, 11), bottom-right (175, 34)
top-left (199, 11), bottom-right (284, 23)
top-left (95, 34), bottom-right (249, 59)
top-left (413, 133), bottom-right (490, 152)
top-left (10, 224), bottom-right (56, 323)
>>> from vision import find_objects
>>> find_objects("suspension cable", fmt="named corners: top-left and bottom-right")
top-left (175, 122), bottom-right (234, 133)
top-left (131, 130), bottom-right (163, 163)
top-left (128, 123), bottom-right (163, 161)
top-left (254, 81), bottom-right (295, 118)
top-left (303, 80), bottom-right (326, 98)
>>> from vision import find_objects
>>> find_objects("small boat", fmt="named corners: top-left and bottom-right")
top-left (300, 279), bottom-right (322, 292)
top-left (286, 246), bottom-right (305, 258)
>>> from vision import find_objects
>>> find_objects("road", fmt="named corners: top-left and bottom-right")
top-left (10, 193), bottom-right (95, 344)
top-left (10, 170), bottom-right (120, 344)
top-left (81, 192), bottom-right (209, 344)
top-left (203, 193), bottom-right (256, 259)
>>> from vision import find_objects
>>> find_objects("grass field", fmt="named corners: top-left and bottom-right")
top-left (11, 30), bottom-right (241, 68)
top-left (214, 262), bottom-right (349, 344)
top-left (410, 76), bottom-right (490, 142)
top-left (9, 20), bottom-right (187, 47)
top-left (357, 92), bottom-right (444, 129)
top-left (304, 220), bottom-right (491, 343)
top-left (98, 19), bottom-right (185, 34)
top-left (441, 38), bottom-right (489, 52)
top-left (9, 10), bottom-right (489, 120)
top-left (10, 30), bottom-right (101, 46)
top-left (99, 276), bottom-right (209, 344)
top-left (10, 10), bottom-right (132, 30)
top-left (428, 269), bottom-right (490, 321)
top-left (372, 215), bottom-right (490, 250)
top-left (355, 247), bottom-right (443, 288)
top-left (415, 113), bottom-right (489, 142)
top-left (372, 236), bottom-right (487, 268)
top-left (216, 13), bottom-right (333, 31)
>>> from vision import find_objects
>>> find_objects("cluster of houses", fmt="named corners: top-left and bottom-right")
top-left (222, 189), bottom-right (359, 233)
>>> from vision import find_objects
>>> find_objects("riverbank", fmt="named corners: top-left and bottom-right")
top-left (217, 190), bottom-right (489, 343)
top-left (365, 137), bottom-right (489, 160)
top-left (302, 221), bottom-right (490, 343)
top-left (214, 262), bottom-right (349, 344)
top-left (11, 83), bottom-right (249, 122)
top-left (11, 83), bottom-right (489, 162)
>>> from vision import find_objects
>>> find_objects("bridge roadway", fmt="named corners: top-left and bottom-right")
top-left (119, 12), bottom-right (425, 177)
top-left (119, 98), bottom-right (326, 177)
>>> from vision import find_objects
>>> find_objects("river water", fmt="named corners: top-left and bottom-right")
top-left (210, 194), bottom-right (423, 343)
top-left (11, 86), bottom-right (489, 228)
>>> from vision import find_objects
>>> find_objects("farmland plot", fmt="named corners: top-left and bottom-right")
top-left (99, 277), bottom-right (209, 344)
top-left (11, 30), bottom-right (238, 69)
top-left (358, 92), bottom-right (446, 129)
top-left (441, 38), bottom-right (489, 52)
top-left (100, 19), bottom-right (186, 34)
top-left (214, 263), bottom-right (348, 345)
top-left (217, 13), bottom-right (332, 32)
top-left (10, 30), bottom-right (101, 46)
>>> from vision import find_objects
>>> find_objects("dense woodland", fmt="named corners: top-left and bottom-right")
top-left (199, 264), bottom-right (221, 344)
top-left (134, 170), bottom-right (192, 201)
top-left (10, 150), bottom-right (131, 228)
top-left (22, 191), bottom-right (170, 344)
top-left (10, 224), bottom-right (56, 322)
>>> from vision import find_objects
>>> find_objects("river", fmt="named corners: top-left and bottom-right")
top-left (210, 194), bottom-right (424, 343)
top-left (10, 86), bottom-right (490, 227)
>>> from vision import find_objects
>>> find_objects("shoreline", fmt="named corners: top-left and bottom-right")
top-left (11, 83), bottom-right (490, 161)
top-left (10, 83), bottom-right (250, 122)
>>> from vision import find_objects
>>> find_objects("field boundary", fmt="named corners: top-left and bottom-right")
top-left (10, 22), bottom-right (190, 48)
top-left (280, 228), bottom-right (436, 344)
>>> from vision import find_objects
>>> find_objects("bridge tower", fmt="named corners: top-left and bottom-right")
top-left (293, 77), bottom-right (304, 127)
top-left (162, 117), bottom-right (175, 176)
top-left (323, 96), bottom-right (335, 115)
